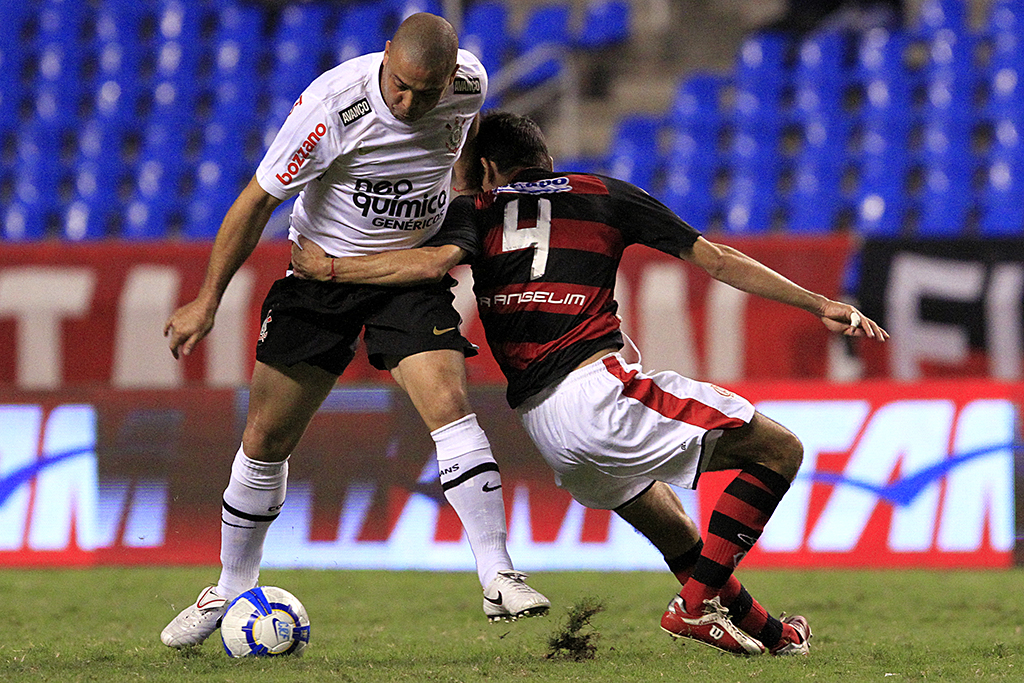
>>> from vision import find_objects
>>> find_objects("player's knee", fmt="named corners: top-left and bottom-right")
top-left (768, 428), bottom-right (803, 482)
top-left (422, 385), bottom-right (473, 427)
top-left (241, 425), bottom-right (294, 463)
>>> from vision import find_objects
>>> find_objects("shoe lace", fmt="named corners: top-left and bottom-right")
top-left (700, 597), bottom-right (732, 619)
top-left (497, 571), bottom-right (529, 584)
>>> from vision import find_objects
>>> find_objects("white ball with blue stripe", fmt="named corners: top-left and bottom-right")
top-left (221, 586), bottom-right (311, 657)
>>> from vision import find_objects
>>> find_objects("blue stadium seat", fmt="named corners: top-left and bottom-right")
top-left (271, 37), bottom-right (323, 102)
top-left (853, 128), bottom-right (910, 237)
top-left (916, 167), bottom-right (972, 237)
top-left (334, 3), bottom-right (390, 64)
top-left (461, 1), bottom-right (511, 77)
top-left (183, 159), bottom-right (245, 239)
top-left (576, 0), bottom-right (631, 50)
top-left (735, 31), bottom-right (789, 112)
top-left (660, 163), bottom-right (717, 230)
top-left (667, 72), bottom-right (725, 131)
top-left (722, 171), bottom-right (777, 234)
top-left (918, 0), bottom-right (969, 36)
top-left (3, 201), bottom-right (49, 241)
top-left (389, 0), bottom-right (444, 20)
top-left (855, 27), bottom-right (910, 82)
top-left (979, 155), bottom-right (1024, 236)
top-left (515, 2), bottom-right (572, 89)
top-left (989, 0), bottom-right (1024, 36)
top-left (34, 2), bottom-right (90, 47)
top-left (793, 30), bottom-right (847, 119)
top-left (605, 114), bottom-right (661, 193)
top-left (787, 117), bottom-right (849, 233)
top-left (214, 3), bottom-right (264, 42)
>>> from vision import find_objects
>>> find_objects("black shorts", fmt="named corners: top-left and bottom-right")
top-left (254, 274), bottom-right (477, 376)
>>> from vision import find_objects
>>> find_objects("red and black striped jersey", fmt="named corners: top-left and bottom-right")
top-left (433, 169), bottom-right (701, 407)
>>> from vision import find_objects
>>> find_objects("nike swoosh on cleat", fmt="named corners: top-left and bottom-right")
top-left (433, 326), bottom-right (457, 335)
top-left (482, 482), bottom-right (502, 492)
top-left (484, 591), bottom-right (503, 606)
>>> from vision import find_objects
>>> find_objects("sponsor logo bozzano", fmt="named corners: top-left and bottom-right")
top-left (275, 122), bottom-right (328, 186)
top-left (351, 178), bottom-right (448, 231)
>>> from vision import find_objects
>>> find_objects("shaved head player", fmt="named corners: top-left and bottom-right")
top-left (160, 15), bottom-right (548, 649)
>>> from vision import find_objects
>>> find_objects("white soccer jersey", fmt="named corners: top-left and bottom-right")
top-left (255, 49), bottom-right (487, 256)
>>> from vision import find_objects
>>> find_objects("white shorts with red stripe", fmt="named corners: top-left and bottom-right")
top-left (516, 353), bottom-right (755, 510)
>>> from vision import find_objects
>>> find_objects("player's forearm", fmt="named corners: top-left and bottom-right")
top-left (692, 240), bottom-right (829, 316)
top-left (197, 178), bottom-right (282, 308)
top-left (327, 246), bottom-right (465, 286)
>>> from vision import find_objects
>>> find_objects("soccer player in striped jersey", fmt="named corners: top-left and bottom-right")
top-left (290, 111), bottom-right (888, 656)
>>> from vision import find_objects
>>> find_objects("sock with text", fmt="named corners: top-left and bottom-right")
top-left (216, 446), bottom-right (288, 600)
top-left (434, 414), bottom-right (514, 588)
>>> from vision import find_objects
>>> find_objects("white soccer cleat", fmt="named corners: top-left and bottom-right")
top-left (771, 613), bottom-right (812, 656)
top-left (161, 586), bottom-right (230, 648)
top-left (483, 571), bottom-right (550, 622)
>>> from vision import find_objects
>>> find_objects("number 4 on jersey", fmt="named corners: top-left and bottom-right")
top-left (502, 198), bottom-right (551, 280)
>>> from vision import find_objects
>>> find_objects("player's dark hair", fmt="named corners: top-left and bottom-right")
top-left (473, 111), bottom-right (551, 182)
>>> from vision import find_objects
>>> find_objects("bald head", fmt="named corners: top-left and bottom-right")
top-left (391, 13), bottom-right (459, 77)
top-left (380, 13), bottom-right (460, 122)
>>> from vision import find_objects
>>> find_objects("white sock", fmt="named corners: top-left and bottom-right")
top-left (433, 413), bottom-right (514, 588)
top-left (215, 445), bottom-right (288, 600)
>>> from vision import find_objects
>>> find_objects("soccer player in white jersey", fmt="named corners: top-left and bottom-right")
top-left (289, 111), bottom-right (890, 656)
top-left (160, 15), bottom-right (548, 649)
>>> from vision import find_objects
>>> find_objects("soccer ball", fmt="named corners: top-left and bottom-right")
top-left (220, 586), bottom-right (311, 657)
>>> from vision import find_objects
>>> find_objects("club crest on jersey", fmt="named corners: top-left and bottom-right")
top-left (340, 98), bottom-right (372, 126)
top-left (258, 311), bottom-right (272, 343)
top-left (453, 76), bottom-right (481, 94)
top-left (445, 119), bottom-right (465, 153)
top-left (495, 176), bottom-right (572, 195)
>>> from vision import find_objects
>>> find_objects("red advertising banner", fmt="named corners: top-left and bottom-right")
top-left (0, 380), bottom-right (1017, 569)
top-left (0, 235), bottom-right (854, 389)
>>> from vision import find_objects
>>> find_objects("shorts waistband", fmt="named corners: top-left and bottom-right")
top-left (517, 352), bottom-right (629, 412)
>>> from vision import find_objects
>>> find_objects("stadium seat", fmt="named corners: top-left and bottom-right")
top-left (576, 0), bottom-right (631, 50)
top-left (3, 201), bottom-right (49, 241)
top-left (918, 0), bottom-right (969, 37)
top-left (515, 2), bottom-right (572, 89)
top-left (722, 171), bottom-right (777, 234)
top-left (605, 114), bottom-right (661, 193)
top-left (389, 0), bottom-right (444, 20)
top-left (793, 30), bottom-right (847, 119)
top-left (660, 163), bottom-right (717, 230)
top-left (667, 72), bottom-right (726, 131)
top-left (461, 0), bottom-right (511, 77)
top-left (334, 3), bottom-right (390, 64)
top-left (916, 166), bottom-right (972, 237)
top-left (183, 159), bottom-right (246, 239)
top-left (853, 129), bottom-right (911, 238)
top-left (979, 155), bottom-right (1024, 236)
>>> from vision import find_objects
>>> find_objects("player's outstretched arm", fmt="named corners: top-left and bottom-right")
top-left (681, 237), bottom-right (889, 341)
top-left (164, 176), bottom-right (283, 358)
top-left (290, 234), bottom-right (465, 286)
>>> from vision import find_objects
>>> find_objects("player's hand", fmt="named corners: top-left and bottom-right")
top-left (164, 298), bottom-right (217, 359)
top-left (819, 300), bottom-right (888, 341)
top-left (290, 235), bottom-right (332, 282)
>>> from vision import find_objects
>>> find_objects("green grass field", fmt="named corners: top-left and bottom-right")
top-left (3, 567), bottom-right (1023, 682)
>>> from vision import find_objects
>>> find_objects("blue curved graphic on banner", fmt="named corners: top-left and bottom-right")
top-left (801, 442), bottom-right (1019, 507)
top-left (0, 446), bottom-right (94, 508)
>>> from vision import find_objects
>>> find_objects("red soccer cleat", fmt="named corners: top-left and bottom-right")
top-left (661, 595), bottom-right (766, 656)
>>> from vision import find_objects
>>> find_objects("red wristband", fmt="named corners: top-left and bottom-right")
top-left (330, 258), bottom-right (336, 282)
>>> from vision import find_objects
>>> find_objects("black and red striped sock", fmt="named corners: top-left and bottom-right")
top-left (678, 463), bottom-right (790, 613)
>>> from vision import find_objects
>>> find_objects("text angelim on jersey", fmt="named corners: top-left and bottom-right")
top-left (351, 178), bottom-right (447, 231)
